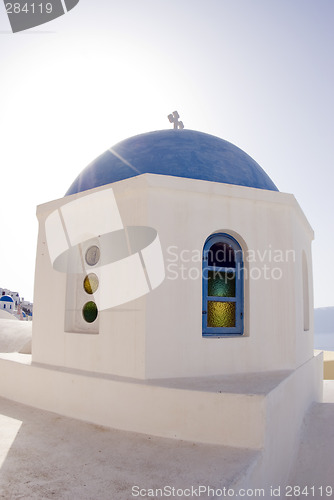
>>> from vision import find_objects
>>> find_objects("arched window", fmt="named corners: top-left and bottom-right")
top-left (202, 233), bottom-right (244, 336)
top-left (302, 251), bottom-right (310, 332)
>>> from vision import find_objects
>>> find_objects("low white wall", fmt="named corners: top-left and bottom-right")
top-left (246, 352), bottom-right (323, 492)
top-left (0, 354), bottom-right (266, 449)
top-left (0, 353), bottom-right (322, 454)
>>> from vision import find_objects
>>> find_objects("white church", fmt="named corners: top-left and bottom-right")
top-left (0, 122), bottom-right (324, 492)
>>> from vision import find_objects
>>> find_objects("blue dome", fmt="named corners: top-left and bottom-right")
top-left (0, 295), bottom-right (14, 302)
top-left (65, 130), bottom-right (278, 196)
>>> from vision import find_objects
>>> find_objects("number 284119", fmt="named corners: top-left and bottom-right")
top-left (6, 3), bottom-right (53, 14)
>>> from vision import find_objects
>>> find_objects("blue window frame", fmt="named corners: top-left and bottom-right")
top-left (202, 233), bottom-right (244, 336)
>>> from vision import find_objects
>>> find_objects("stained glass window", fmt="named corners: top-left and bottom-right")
top-left (83, 273), bottom-right (99, 295)
top-left (207, 301), bottom-right (236, 328)
top-left (208, 270), bottom-right (235, 297)
top-left (203, 234), bottom-right (243, 336)
top-left (85, 246), bottom-right (100, 266)
top-left (302, 251), bottom-right (310, 331)
top-left (208, 242), bottom-right (236, 267)
top-left (82, 301), bottom-right (98, 323)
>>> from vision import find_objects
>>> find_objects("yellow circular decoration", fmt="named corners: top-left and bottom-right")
top-left (83, 273), bottom-right (99, 295)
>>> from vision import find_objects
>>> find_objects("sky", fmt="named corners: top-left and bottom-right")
top-left (0, 0), bottom-right (333, 307)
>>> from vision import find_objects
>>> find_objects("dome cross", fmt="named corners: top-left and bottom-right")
top-left (168, 111), bottom-right (184, 130)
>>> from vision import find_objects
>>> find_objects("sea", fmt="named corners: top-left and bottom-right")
top-left (314, 332), bottom-right (334, 351)
top-left (314, 307), bottom-right (334, 351)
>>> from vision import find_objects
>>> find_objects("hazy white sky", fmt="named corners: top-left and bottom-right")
top-left (0, 0), bottom-right (333, 306)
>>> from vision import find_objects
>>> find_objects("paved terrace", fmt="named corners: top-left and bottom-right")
top-left (0, 397), bottom-right (259, 500)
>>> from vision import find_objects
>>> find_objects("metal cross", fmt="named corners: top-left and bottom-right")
top-left (168, 111), bottom-right (184, 130)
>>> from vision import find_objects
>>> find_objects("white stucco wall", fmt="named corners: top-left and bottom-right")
top-left (143, 175), bottom-right (314, 378)
top-left (32, 188), bottom-right (148, 379)
top-left (32, 174), bottom-right (314, 380)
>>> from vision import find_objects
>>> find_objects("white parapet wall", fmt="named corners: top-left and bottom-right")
top-left (247, 351), bottom-right (324, 492)
top-left (0, 352), bottom-right (323, 453)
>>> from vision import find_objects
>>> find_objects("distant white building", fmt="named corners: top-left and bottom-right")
top-left (21, 300), bottom-right (33, 318)
top-left (0, 295), bottom-right (15, 311)
top-left (0, 288), bottom-right (33, 319)
top-left (0, 288), bottom-right (20, 307)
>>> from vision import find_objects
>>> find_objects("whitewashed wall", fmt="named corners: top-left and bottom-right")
top-left (33, 174), bottom-right (314, 379)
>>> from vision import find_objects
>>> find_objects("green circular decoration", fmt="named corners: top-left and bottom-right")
top-left (83, 273), bottom-right (99, 295)
top-left (82, 301), bottom-right (98, 323)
